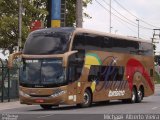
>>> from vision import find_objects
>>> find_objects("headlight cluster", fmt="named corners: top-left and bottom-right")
top-left (51, 89), bottom-right (66, 98)
top-left (19, 91), bottom-right (30, 98)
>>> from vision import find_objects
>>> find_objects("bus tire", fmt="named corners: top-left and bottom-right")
top-left (77, 89), bottom-right (92, 108)
top-left (129, 87), bottom-right (137, 103)
top-left (40, 104), bottom-right (53, 109)
top-left (136, 87), bottom-right (143, 103)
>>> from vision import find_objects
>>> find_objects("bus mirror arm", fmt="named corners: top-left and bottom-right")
top-left (8, 52), bottom-right (22, 68)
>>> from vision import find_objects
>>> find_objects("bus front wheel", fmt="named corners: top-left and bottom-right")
top-left (77, 89), bottom-right (92, 108)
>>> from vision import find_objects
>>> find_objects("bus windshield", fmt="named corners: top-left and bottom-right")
top-left (20, 58), bottom-right (66, 88)
top-left (23, 32), bottom-right (71, 55)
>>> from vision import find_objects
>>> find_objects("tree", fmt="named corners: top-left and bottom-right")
top-left (0, 0), bottom-right (47, 53)
top-left (0, 0), bottom-right (92, 53)
top-left (66, 0), bottom-right (92, 26)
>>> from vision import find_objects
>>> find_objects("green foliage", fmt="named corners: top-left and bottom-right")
top-left (155, 71), bottom-right (160, 84)
top-left (0, 0), bottom-right (47, 51)
top-left (66, 0), bottom-right (92, 26)
top-left (0, 0), bottom-right (92, 51)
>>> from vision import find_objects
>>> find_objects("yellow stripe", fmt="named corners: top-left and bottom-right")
top-left (85, 54), bottom-right (101, 69)
top-left (51, 20), bottom-right (61, 28)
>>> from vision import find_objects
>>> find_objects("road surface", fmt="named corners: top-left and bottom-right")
top-left (0, 85), bottom-right (160, 120)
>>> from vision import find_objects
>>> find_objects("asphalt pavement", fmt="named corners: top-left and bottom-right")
top-left (0, 84), bottom-right (160, 120)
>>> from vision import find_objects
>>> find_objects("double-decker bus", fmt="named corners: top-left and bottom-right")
top-left (8, 27), bottom-right (154, 109)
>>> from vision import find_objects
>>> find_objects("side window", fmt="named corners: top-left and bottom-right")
top-left (72, 33), bottom-right (103, 51)
top-left (68, 65), bottom-right (76, 82)
top-left (139, 42), bottom-right (153, 56)
top-left (117, 66), bottom-right (124, 80)
top-left (102, 37), bottom-right (139, 54)
top-left (123, 40), bottom-right (139, 54)
top-left (88, 65), bottom-right (124, 82)
top-left (72, 33), bottom-right (85, 50)
top-left (106, 38), bottom-right (139, 54)
top-left (102, 37), bottom-right (112, 51)
top-left (111, 38), bottom-right (125, 52)
top-left (88, 66), bottom-right (100, 82)
top-left (68, 53), bottom-right (84, 82)
top-left (100, 66), bottom-right (124, 81)
top-left (85, 34), bottom-right (102, 51)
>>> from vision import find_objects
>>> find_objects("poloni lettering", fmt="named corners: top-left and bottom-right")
top-left (108, 89), bottom-right (125, 97)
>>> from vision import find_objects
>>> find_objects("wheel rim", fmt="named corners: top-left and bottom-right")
top-left (138, 90), bottom-right (142, 100)
top-left (83, 92), bottom-right (89, 105)
top-left (132, 90), bottom-right (136, 102)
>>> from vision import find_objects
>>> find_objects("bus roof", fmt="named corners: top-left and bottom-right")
top-left (74, 28), bottom-right (152, 43)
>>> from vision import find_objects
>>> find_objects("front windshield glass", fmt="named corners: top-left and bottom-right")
top-left (23, 32), bottom-right (71, 55)
top-left (20, 58), bottom-right (66, 87)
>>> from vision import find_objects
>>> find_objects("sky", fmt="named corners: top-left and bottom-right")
top-left (83, 0), bottom-right (160, 54)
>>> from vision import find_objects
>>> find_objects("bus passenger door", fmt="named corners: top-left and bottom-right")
top-left (67, 52), bottom-right (84, 104)
top-left (67, 64), bottom-right (77, 103)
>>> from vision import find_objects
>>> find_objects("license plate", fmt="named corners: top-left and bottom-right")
top-left (35, 99), bottom-right (44, 103)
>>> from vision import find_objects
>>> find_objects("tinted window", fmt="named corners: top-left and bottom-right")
top-left (139, 42), bottom-right (153, 56)
top-left (72, 33), bottom-right (152, 56)
top-left (88, 65), bottom-right (124, 81)
top-left (67, 52), bottom-right (85, 82)
top-left (102, 37), bottom-right (111, 48)
top-left (72, 33), bottom-right (85, 50)
top-left (88, 65), bottom-right (100, 81)
top-left (72, 33), bottom-right (102, 51)
top-left (23, 32), bottom-right (70, 55)
top-left (102, 37), bottom-right (139, 54)
top-left (113, 39), bottom-right (139, 53)
top-left (85, 34), bottom-right (102, 51)
top-left (20, 59), bottom-right (66, 88)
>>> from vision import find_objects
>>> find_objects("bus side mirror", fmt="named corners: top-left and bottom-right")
top-left (8, 52), bottom-right (22, 68)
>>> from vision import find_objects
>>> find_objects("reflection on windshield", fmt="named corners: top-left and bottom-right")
top-left (41, 60), bottom-right (64, 84)
top-left (20, 59), bottom-right (66, 87)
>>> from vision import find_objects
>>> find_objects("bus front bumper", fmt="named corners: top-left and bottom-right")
top-left (19, 86), bottom-right (68, 105)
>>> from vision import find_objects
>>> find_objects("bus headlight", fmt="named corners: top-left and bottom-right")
top-left (51, 90), bottom-right (66, 98)
top-left (19, 91), bottom-right (30, 98)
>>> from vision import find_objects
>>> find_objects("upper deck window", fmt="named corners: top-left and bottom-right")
top-left (23, 29), bottom-right (73, 55)
top-left (72, 33), bottom-right (153, 56)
